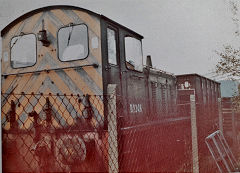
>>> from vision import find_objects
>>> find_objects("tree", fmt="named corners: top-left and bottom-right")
top-left (216, 0), bottom-right (240, 79)
top-left (216, 44), bottom-right (240, 110)
top-left (216, 1), bottom-right (240, 109)
top-left (216, 45), bottom-right (240, 79)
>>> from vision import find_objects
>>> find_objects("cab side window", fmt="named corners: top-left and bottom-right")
top-left (10, 33), bottom-right (36, 68)
top-left (124, 37), bottom-right (143, 71)
top-left (107, 28), bottom-right (117, 65)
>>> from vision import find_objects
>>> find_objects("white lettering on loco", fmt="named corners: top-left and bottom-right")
top-left (129, 104), bottom-right (143, 113)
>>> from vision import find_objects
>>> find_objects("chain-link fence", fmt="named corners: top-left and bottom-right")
top-left (2, 91), bottom-right (194, 172)
top-left (176, 92), bottom-right (219, 173)
top-left (2, 92), bottom-right (121, 172)
top-left (117, 95), bottom-right (192, 172)
top-left (196, 101), bottom-right (219, 173)
top-left (2, 90), bottom-right (224, 172)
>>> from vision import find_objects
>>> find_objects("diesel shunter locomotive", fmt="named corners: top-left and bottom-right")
top-left (1, 5), bottom-right (220, 172)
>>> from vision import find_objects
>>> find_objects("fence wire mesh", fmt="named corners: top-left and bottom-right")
top-left (2, 91), bottom-right (194, 172)
top-left (2, 92), bottom-right (119, 172)
top-left (2, 91), bottom-right (224, 172)
top-left (176, 93), bottom-right (219, 173)
top-left (196, 102), bottom-right (219, 173)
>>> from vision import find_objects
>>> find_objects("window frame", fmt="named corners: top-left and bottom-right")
top-left (10, 33), bottom-right (37, 69)
top-left (57, 23), bottom-right (90, 62)
top-left (107, 26), bottom-right (118, 66)
top-left (124, 35), bottom-right (143, 73)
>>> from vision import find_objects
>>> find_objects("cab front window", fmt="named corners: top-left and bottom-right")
top-left (58, 24), bottom-right (89, 61)
top-left (10, 33), bottom-right (36, 68)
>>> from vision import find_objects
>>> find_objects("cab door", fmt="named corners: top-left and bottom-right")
top-left (101, 22), bottom-right (122, 95)
top-left (119, 30), bottom-right (149, 123)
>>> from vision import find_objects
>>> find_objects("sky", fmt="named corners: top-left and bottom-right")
top-left (0, 0), bottom-right (239, 76)
top-left (0, 1), bottom-right (238, 171)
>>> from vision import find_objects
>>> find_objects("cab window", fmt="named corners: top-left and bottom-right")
top-left (58, 24), bottom-right (88, 61)
top-left (107, 28), bottom-right (117, 65)
top-left (125, 37), bottom-right (143, 71)
top-left (10, 33), bottom-right (36, 68)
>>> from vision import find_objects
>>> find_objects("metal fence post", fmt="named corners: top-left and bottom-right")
top-left (231, 98), bottom-right (237, 152)
top-left (9, 100), bottom-right (17, 129)
top-left (107, 84), bottom-right (119, 173)
top-left (190, 94), bottom-right (199, 173)
top-left (218, 98), bottom-right (223, 133)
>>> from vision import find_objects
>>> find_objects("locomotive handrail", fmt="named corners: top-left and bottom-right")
top-left (144, 65), bottom-right (174, 76)
top-left (2, 63), bottom-right (99, 77)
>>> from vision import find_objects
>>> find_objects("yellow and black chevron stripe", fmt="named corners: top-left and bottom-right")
top-left (2, 7), bottom-right (104, 130)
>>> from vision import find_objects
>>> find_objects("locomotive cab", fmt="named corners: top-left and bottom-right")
top-left (1, 6), bottom-right (145, 97)
top-left (1, 5), bottom-right (151, 127)
top-left (1, 5), bottom-right (147, 172)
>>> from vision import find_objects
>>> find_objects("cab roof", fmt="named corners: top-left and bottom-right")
top-left (1, 5), bottom-right (143, 39)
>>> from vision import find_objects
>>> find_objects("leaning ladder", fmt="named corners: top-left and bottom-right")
top-left (205, 130), bottom-right (239, 173)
